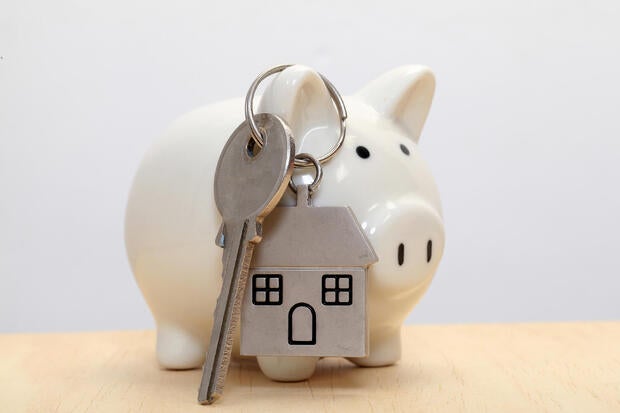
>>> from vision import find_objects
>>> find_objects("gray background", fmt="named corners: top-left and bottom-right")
top-left (1, 0), bottom-right (619, 333)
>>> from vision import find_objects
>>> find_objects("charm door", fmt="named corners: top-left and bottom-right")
top-left (288, 303), bottom-right (316, 345)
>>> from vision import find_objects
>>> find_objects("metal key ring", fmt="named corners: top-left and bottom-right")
top-left (288, 153), bottom-right (323, 194)
top-left (244, 64), bottom-right (348, 168)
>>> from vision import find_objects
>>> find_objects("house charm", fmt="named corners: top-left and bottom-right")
top-left (240, 184), bottom-right (378, 357)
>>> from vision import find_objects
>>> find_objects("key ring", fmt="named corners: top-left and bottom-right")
top-left (245, 64), bottom-right (348, 168)
top-left (288, 153), bottom-right (323, 194)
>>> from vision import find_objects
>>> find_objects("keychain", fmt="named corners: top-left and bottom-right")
top-left (198, 65), bottom-right (377, 404)
top-left (241, 155), bottom-right (377, 357)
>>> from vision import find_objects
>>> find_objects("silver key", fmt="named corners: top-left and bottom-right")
top-left (198, 113), bottom-right (295, 404)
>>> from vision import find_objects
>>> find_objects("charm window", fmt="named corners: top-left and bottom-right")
top-left (322, 274), bottom-right (353, 306)
top-left (252, 274), bottom-right (283, 305)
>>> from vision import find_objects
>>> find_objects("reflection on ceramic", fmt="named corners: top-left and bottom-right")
top-left (125, 65), bottom-right (445, 381)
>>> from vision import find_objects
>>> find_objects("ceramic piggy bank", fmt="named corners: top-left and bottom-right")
top-left (125, 65), bottom-right (445, 381)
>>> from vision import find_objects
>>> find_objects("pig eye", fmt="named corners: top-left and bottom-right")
top-left (398, 243), bottom-right (405, 266)
top-left (427, 240), bottom-right (433, 262)
top-left (400, 144), bottom-right (410, 156)
top-left (356, 146), bottom-right (370, 159)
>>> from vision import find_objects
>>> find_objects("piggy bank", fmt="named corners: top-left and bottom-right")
top-left (125, 65), bottom-right (445, 381)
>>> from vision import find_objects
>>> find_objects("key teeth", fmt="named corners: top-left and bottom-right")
top-left (205, 240), bottom-right (255, 404)
top-left (212, 330), bottom-right (234, 400)
top-left (199, 392), bottom-right (220, 405)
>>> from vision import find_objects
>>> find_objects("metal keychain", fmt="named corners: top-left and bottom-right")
top-left (240, 154), bottom-right (378, 358)
top-left (244, 64), bottom-right (348, 167)
top-left (198, 65), bottom-right (351, 404)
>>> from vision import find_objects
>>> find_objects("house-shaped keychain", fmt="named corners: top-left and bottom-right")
top-left (241, 185), bottom-right (378, 357)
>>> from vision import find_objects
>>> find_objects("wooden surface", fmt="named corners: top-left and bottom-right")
top-left (1, 323), bottom-right (619, 412)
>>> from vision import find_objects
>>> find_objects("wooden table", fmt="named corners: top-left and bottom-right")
top-left (1, 323), bottom-right (619, 412)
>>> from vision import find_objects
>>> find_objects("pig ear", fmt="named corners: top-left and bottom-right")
top-left (356, 65), bottom-right (435, 143)
top-left (257, 65), bottom-right (340, 156)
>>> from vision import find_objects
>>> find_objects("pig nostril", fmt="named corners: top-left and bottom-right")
top-left (427, 240), bottom-right (432, 263)
top-left (398, 243), bottom-right (405, 266)
top-left (400, 144), bottom-right (410, 156)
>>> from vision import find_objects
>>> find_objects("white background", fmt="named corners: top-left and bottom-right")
top-left (1, 0), bottom-right (619, 333)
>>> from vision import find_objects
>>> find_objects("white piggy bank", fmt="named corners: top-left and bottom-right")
top-left (125, 65), bottom-right (445, 381)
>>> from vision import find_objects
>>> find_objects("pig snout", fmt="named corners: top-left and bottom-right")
top-left (362, 199), bottom-right (445, 294)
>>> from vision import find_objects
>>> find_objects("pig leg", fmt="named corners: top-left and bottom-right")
top-left (156, 322), bottom-right (244, 370)
top-left (156, 323), bottom-right (207, 369)
top-left (347, 326), bottom-right (401, 367)
top-left (256, 356), bottom-right (320, 381)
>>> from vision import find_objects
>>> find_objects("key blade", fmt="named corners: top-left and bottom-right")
top-left (198, 220), bottom-right (254, 404)
top-left (199, 113), bottom-right (295, 404)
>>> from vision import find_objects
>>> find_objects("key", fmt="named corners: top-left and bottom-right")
top-left (198, 113), bottom-right (295, 404)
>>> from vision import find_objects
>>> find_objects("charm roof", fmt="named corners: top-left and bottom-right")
top-left (251, 187), bottom-right (378, 268)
